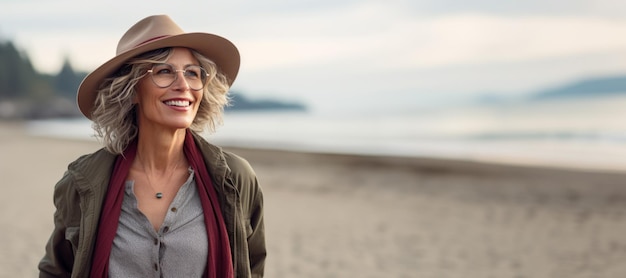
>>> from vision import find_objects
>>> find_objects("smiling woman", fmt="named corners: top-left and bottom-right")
top-left (38, 15), bottom-right (266, 278)
top-left (132, 49), bottom-right (208, 143)
top-left (90, 47), bottom-right (230, 154)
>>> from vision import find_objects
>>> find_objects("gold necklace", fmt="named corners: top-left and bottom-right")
top-left (140, 158), bottom-right (182, 199)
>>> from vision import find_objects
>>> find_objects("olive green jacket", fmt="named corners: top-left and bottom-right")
top-left (39, 133), bottom-right (266, 277)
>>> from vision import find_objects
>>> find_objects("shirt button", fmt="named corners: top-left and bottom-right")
top-left (153, 238), bottom-right (158, 245)
top-left (171, 207), bottom-right (177, 212)
top-left (154, 263), bottom-right (158, 271)
top-left (163, 226), bottom-right (169, 233)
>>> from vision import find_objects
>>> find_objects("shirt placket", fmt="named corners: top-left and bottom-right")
top-left (154, 175), bottom-right (191, 276)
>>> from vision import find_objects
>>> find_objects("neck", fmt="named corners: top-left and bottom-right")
top-left (135, 126), bottom-right (187, 171)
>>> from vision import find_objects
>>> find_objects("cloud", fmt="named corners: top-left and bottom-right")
top-left (412, 14), bottom-right (626, 66)
top-left (230, 6), bottom-right (626, 74)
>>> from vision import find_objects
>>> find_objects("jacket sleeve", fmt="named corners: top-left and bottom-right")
top-left (226, 152), bottom-right (267, 278)
top-left (38, 170), bottom-right (80, 278)
top-left (246, 175), bottom-right (266, 278)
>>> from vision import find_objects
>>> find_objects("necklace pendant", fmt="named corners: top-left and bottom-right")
top-left (155, 192), bottom-right (163, 199)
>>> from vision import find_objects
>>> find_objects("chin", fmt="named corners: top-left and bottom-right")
top-left (160, 118), bottom-right (194, 130)
top-left (172, 122), bottom-right (194, 130)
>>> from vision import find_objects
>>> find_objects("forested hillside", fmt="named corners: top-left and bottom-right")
top-left (0, 39), bottom-right (85, 118)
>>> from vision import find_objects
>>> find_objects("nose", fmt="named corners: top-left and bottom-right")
top-left (171, 70), bottom-right (191, 91)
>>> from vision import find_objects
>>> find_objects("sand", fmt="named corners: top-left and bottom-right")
top-left (2, 121), bottom-right (626, 278)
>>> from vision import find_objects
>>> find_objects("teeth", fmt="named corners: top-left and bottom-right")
top-left (164, 100), bottom-right (190, 107)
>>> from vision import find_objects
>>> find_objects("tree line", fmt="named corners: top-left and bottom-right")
top-left (0, 39), bottom-right (86, 118)
top-left (0, 39), bottom-right (85, 101)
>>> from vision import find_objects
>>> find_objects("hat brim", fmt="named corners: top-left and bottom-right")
top-left (77, 32), bottom-right (240, 119)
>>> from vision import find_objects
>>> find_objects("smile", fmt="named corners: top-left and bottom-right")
top-left (163, 100), bottom-right (191, 107)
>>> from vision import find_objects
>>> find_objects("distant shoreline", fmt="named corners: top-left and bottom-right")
top-left (13, 119), bottom-right (626, 175)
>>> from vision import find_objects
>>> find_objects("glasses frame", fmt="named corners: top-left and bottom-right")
top-left (146, 63), bottom-right (209, 91)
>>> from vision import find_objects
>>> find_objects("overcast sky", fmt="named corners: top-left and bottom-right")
top-left (2, 0), bottom-right (626, 113)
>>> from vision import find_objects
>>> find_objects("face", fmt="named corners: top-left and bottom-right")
top-left (134, 47), bottom-right (203, 132)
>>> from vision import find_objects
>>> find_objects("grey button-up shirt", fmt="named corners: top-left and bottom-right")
top-left (109, 168), bottom-right (208, 277)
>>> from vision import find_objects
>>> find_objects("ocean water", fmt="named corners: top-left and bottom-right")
top-left (26, 95), bottom-right (626, 172)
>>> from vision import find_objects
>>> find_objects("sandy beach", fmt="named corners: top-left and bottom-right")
top-left (2, 121), bottom-right (626, 278)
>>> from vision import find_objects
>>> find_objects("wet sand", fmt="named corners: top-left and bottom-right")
top-left (2, 121), bottom-right (626, 277)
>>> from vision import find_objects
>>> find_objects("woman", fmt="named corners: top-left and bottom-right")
top-left (38, 15), bottom-right (266, 277)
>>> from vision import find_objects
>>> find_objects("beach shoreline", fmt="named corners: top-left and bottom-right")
top-left (2, 121), bottom-right (626, 277)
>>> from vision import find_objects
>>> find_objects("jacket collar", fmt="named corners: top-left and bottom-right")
top-left (69, 131), bottom-right (231, 194)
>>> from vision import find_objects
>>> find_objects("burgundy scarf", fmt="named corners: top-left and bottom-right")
top-left (90, 130), bottom-right (233, 277)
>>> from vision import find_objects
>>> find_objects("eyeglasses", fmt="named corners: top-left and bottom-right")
top-left (146, 63), bottom-right (209, 91)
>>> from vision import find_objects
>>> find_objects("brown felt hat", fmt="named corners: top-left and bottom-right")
top-left (77, 14), bottom-right (240, 119)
